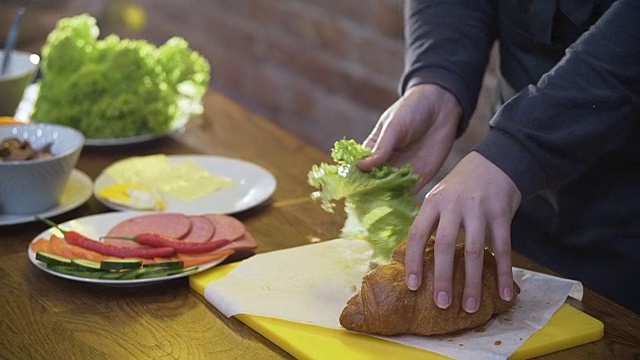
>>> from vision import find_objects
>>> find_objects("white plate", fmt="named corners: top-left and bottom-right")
top-left (15, 84), bottom-right (191, 147)
top-left (94, 155), bottom-right (277, 214)
top-left (0, 169), bottom-right (92, 226)
top-left (28, 211), bottom-right (230, 286)
top-left (82, 113), bottom-right (188, 147)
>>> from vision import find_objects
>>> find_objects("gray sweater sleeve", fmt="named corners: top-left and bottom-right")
top-left (401, 0), bottom-right (498, 136)
top-left (475, 0), bottom-right (640, 199)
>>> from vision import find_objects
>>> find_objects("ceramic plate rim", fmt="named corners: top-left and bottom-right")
top-left (0, 169), bottom-right (93, 226)
top-left (28, 211), bottom-right (229, 286)
top-left (93, 155), bottom-right (277, 215)
top-left (83, 113), bottom-right (189, 146)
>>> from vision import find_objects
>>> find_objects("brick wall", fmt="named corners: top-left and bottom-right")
top-left (8, 0), bottom-right (497, 177)
top-left (107, 0), bottom-right (406, 151)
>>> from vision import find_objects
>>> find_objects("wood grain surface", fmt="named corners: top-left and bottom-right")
top-left (1, 91), bottom-right (638, 360)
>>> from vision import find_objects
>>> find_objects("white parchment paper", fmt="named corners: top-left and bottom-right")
top-left (204, 239), bottom-right (583, 360)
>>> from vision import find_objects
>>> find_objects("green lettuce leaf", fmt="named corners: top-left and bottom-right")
top-left (308, 139), bottom-right (420, 263)
top-left (32, 14), bottom-right (211, 139)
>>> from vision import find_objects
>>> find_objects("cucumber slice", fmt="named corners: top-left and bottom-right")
top-left (35, 252), bottom-right (72, 266)
top-left (142, 261), bottom-right (184, 270)
top-left (99, 271), bottom-right (129, 280)
top-left (100, 259), bottom-right (143, 270)
top-left (137, 265), bottom-right (198, 279)
top-left (49, 265), bottom-right (104, 279)
top-left (37, 253), bottom-right (198, 281)
top-left (119, 268), bottom-right (148, 280)
top-left (71, 259), bottom-right (102, 271)
top-left (136, 268), bottom-right (177, 279)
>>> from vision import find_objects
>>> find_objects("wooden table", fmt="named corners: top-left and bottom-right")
top-left (1, 91), bottom-right (638, 359)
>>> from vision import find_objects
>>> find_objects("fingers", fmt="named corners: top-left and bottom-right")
top-left (358, 116), bottom-right (396, 171)
top-left (405, 205), bottom-right (438, 292)
top-left (361, 115), bottom-right (385, 150)
top-left (432, 211), bottom-right (461, 309)
top-left (489, 216), bottom-right (514, 302)
top-left (357, 152), bottom-right (388, 172)
top-left (461, 217), bottom-right (486, 313)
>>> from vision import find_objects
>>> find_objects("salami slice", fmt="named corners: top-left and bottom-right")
top-left (202, 214), bottom-right (246, 242)
top-left (181, 215), bottom-right (216, 242)
top-left (106, 213), bottom-right (193, 239)
top-left (205, 232), bottom-right (258, 263)
top-left (218, 231), bottom-right (257, 251)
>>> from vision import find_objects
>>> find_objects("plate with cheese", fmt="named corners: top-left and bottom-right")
top-left (94, 154), bottom-right (277, 214)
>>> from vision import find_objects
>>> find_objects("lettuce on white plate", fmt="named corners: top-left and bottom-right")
top-left (33, 14), bottom-right (210, 139)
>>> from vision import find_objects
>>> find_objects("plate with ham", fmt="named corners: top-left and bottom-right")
top-left (28, 211), bottom-right (257, 285)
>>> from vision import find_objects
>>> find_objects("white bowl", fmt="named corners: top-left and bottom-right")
top-left (0, 50), bottom-right (40, 116)
top-left (0, 123), bottom-right (84, 214)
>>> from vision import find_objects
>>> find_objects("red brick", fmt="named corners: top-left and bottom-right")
top-left (285, 91), bottom-right (362, 151)
top-left (205, 12), bottom-right (258, 50)
top-left (247, 1), bottom-right (351, 58)
top-left (246, 67), bottom-right (291, 116)
top-left (291, 85), bottom-right (315, 119)
top-left (354, 33), bottom-right (405, 86)
top-left (373, 0), bottom-right (404, 40)
top-left (246, 0), bottom-right (283, 28)
top-left (265, 39), bottom-right (397, 109)
top-left (295, 0), bottom-right (375, 24)
top-left (313, 17), bottom-right (350, 58)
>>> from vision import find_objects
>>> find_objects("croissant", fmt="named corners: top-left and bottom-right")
top-left (339, 240), bottom-right (519, 336)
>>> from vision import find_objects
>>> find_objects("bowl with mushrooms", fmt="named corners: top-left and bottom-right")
top-left (0, 123), bottom-right (84, 214)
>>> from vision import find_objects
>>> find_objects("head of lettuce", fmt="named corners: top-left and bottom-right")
top-left (308, 139), bottom-right (420, 265)
top-left (32, 14), bottom-right (210, 139)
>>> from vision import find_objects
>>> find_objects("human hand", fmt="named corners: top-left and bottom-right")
top-left (358, 83), bottom-right (462, 191)
top-left (404, 152), bottom-right (522, 313)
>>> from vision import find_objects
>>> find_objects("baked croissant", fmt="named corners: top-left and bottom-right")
top-left (339, 240), bottom-right (519, 336)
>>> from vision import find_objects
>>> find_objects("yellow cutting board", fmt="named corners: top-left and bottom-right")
top-left (190, 263), bottom-right (604, 360)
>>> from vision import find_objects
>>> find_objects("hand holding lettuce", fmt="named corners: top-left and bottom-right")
top-left (32, 14), bottom-right (210, 139)
top-left (308, 139), bottom-right (420, 264)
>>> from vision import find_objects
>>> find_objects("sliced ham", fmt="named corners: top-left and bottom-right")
top-left (104, 213), bottom-right (193, 248)
top-left (202, 214), bottom-right (246, 242)
top-left (218, 231), bottom-right (257, 251)
top-left (106, 213), bottom-right (192, 239)
top-left (181, 215), bottom-right (216, 242)
top-left (102, 213), bottom-right (254, 254)
top-left (213, 232), bottom-right (258, 264)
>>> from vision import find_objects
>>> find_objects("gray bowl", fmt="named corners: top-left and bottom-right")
top-left (0, 123), bottom-right (84, 214)
top-left (0, 50), bottom-right (40, 116)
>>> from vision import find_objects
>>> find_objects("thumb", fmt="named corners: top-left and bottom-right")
top-left (357, 153), bottom-right (385, 172)
top-left (358, 133), bottom-right (397, 171)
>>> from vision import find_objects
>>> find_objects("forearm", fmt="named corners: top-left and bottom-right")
top-left (476, 0), bottom-right (640, 199)
top-left (401, 0), bottom-right (498, 135)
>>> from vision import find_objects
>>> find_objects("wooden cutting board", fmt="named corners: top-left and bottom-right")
top-left (190, 263), bottom-right (603, 360)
